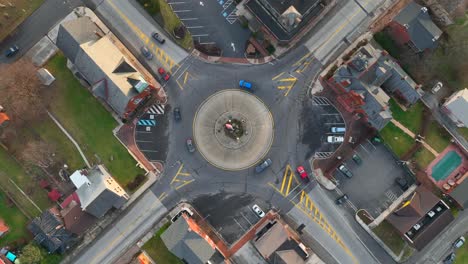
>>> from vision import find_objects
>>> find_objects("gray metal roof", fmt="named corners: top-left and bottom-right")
top-left (161, 217), bottom-right (215, 264)
top-left (394, 2), bottom-right (442, 51)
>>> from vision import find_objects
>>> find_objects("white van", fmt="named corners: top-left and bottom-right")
top-left (331, 127), bottom-right (346, 133)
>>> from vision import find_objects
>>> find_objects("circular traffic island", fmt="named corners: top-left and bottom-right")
top-left (193, 90), bottom-right (274, 171)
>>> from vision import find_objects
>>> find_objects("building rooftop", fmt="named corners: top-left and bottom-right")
top-left (393, 2), bottom-right (442, 51)
top-left (245, 0), bottom-right (325, 42)
top-left (450, 175), bottom-right (468, 209)
top-left (161, 217), bottom-right (216, 264)
top-left (444, 89), bottom-right (468, 127)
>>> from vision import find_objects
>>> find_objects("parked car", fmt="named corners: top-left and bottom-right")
top-left (327, 136), bottom-right (344, 143)
top-left (395, 177), bottom-right (409, 191)
top-left (296, 166), bottom-right (310, 182)
top-left (431, 81), bottom-right (443, 94)
top-left (453, 236), bottom-right (465, 249)
top-left (186, 138), bottom-right (195, 153)
top-left (331, 127), bottom-right (346, 133)
top-left (152, 32), bottom-right (166, 44)
top-left (338, 164), bottom-right (353, 178)
top-left (158, 67), bottom-right (170, 81)
top-left (173, 107), bottom-right (181, 121)
top-left (352, 154), bottom-right (362, 165)
top-left (141, 46), bottom-right (153, 60)
top-left (5, 45), bottom-right (19, 57)
top-left (255, 158), bottom-right (272, 173)
top-left (252, 204), bottom-right (265, 218)
top-left (443, 252), bottom-right (456, 264)
top-left (335, 194), bottom-right (348, 205)
top-left (239, 80), bottom-right (252, 90)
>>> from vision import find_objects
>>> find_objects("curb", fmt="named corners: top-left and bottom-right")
top-left (191, 49), bottom-right (275, 65)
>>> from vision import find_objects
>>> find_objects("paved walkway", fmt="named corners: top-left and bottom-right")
top-left (390, 119), bottom-right (439, 156)
top-left (47, 111), bottom-right (91, 167)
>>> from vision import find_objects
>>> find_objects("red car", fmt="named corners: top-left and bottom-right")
top-left (296, 166), bottom-right (310, 182)
top-left (158, 67), bottom-right (170, 81)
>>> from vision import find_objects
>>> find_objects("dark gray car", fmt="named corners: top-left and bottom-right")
top-left (338, 164), bottom-right (353, 178)
top-left (141, 46), bottom-right (153, 60)
top-left (255, 158), bottom-right (272, 173)
top-left (186, 138), bottom-right (195, 153)
top-left (152, 32), bottom-right (166, 44)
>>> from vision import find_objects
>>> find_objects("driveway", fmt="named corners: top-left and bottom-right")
top-left (168, 0), bottom-right (251, 57)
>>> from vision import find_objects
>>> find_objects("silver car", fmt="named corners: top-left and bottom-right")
top-left (252, 204), bottom-right (265, 218)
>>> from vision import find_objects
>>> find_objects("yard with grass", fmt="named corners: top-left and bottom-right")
top-left (455, 242), bottom-right (468, 264)
top-left (389, 99), bottom-right (424, 134)
top-left (45, 54), bottom-right (144, 189)
top-left (0, 0), bottom-right (45, 41)
top-left (413, 147), bottom-right (436, 169)
top-left (372, 220), bottom-right (406, 255)
top-left (142, 222), bottom-right (183, 264)
top-left (425, 121), bottom-right (452, 153)
top-left (0, 148), bottom-right (48, 218)
top-left (380, 122), bottom-right (415, 157)
top-left (0, 190), bottom-right (30, 246)
top-left (138, 0), bottom-right (193, 50)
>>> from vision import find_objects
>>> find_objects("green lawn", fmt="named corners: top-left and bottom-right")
top-left (372, 220), bottom-right (406, 255)
top-left (425, 121), bottom-right (451, 153)
top-left (455, 241), bottom-right (468, 264)
top-left (0, 190), bottom-right (30, 246)
top-left (389, 99), bottom-right (424, 134)
top-left (45, 54), bottom-right (144, 189)
top-left (35, 118), bottom-right (85, 171)
top-left (413, 147), bottom-right (436, 169)
top-left (458, 127), bottom-right (468, 141)
top-left (373, 31), bottom-right (401, 59)
top-left (380, 122), bottom-right (415, 157)
top-left (142, 223), bottom-right (183, 264)
top-left (0, 148), bottom-right (49, 217)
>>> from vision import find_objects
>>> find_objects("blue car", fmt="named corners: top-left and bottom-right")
top-left (239, 80), bottom-right (252, 90)
top-left (5, 45), bottom-right (19, 57)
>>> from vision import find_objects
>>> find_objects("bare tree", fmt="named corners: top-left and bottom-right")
top-left (0, 59), bottom-right (45, 124)
top-left (19, 140), bottom-right (56, 169)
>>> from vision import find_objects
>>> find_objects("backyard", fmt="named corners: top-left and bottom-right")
top-left (142, 222), bottom-right (183, 264)
top-left (0, 190), bottom-right (30, 246)
top-left (45, 54), bottom-right (145, 189)
top-left (0, 148), bottom-right (48, 219)
top-left (372, 220), bottom-right (406, 256)
top-left (389, 99), bottom-right (424, 134)
top-left (0, 0), bottom-right (44, 41)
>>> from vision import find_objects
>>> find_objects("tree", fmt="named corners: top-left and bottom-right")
top-left (19, 243), bottom-right (43, 264)
top-left (0, 59), bottom-right (45, 125)
top-left (19, 140), bottom-right (56, 169)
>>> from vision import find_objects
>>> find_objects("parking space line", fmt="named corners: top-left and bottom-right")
top-left (168, 1), bottom-right (187, 4)
top-left (192, 34), bottom-right (209, 37)
top-left (180, 18), bottom-right (198, 20)
top-left (136, 140), bottom-right (153, 143)
top-left (140, 149), bottom-right (159, 153)
top-left (174, 10), bottom-right (192, 12)
top-left (135, 131), bottom-right (152, 134)
top-left (186, 26), bottom-right (204, 28)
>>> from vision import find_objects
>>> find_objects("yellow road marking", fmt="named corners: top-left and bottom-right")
top-left (108, 0), bottom-right (179, 71)
top-left (314, 0), bottom-right (372, 55)
top-left (272, 72), bottom-right (285, 81)
top-left (175, 179), bottom-right (194, 190)
top-left (183, 71), bottom-right (189, 84)
top-left (279, 77), bottom-right (297, 82)
top-left (158, 192), bottom-right (167, 201)
top-left (176, 79), bottom-right (184, 90)
top-left (292, 51), bottom-right (313, 67)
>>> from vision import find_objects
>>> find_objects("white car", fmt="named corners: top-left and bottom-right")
top-left (252, 204), bottom-right (265, 218)
top-left (327, 136), bottom-right (344, 143)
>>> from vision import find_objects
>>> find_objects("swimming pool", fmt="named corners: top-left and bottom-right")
top-left (431, 151), bottom-right (462, 181)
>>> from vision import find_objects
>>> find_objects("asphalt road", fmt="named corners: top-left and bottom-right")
top-left (2, 0), bottom-right (411, 263)
top-left (0, 0), bottom-right (82, 63)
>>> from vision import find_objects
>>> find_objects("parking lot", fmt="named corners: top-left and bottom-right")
top-left (168, 0), bottom-right (251, 57)
top-left (332, 141), bottom-right (416, 218)
top-left (193, 193), bottom-right (267, 245)
top-left (299, 96), bottom-right (345, 160)
top-left (135, 103), bottom-right (169, 162)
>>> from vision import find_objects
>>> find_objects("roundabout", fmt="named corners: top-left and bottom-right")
top-left (193, 90), bottom-right (274, 171)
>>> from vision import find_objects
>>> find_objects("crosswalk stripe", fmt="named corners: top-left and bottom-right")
top-left (147, 104), bottom-right (165, 115)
